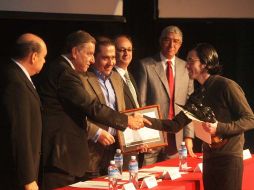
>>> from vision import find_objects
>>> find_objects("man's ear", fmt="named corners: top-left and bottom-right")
top-left (71, 47), bottom-right (78, 59)
top-left (31, 52), bottom-right (38, 65)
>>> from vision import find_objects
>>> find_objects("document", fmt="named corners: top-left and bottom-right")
top-left (70, 181), bottom-right (126, 189)
top-left (139, 166), bottom-right (179, 172)
top-left (69, 181), bottom-right (108, 189)
top-left (176, 104), bottom-right (211, 144)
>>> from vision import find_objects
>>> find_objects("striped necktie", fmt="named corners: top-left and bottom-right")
top-left (124, 71), bottom-right (139, 108)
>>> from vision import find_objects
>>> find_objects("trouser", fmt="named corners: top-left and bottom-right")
top-left (203, 156), bottom-right (243, 190)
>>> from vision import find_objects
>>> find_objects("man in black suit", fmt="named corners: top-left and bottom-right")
top-left (0, 33), bottom-right (47, 190)
top-left (114, 35), bottom-right (149, 167)
top-left (36, 30), bottom-right (146, 190)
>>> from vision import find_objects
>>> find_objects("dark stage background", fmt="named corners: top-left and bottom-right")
top-left (1, 0), bottom-right (254, 151)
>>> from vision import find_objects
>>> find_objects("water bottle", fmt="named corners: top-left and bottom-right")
top-left (128, 156), bottom-right (139, 189)
top-left (114, 149), bottom-right (123, 175)
top-left (179, 141), bottom-right (188, 171)
top-left (108, 160), bottom-right (119, 190)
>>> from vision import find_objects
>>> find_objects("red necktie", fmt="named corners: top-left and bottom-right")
top-left (167, 60), bottom-right (175, 119)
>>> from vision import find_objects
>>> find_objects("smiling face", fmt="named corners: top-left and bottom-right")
top-left (115, 36), bottom-right (133, 69)
top-left (72, 42), bottom-right (95, 72)
top-left (160, 32), bottom-right (182, 59)
top-left (94, 44), bottom-right (116, 77)
top-left (186, 49), bottom-right (208, 84)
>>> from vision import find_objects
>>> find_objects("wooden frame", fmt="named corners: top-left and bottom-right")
top-left (118, 105), bottom-right (168, 154)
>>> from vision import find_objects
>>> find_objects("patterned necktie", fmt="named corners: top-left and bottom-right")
top-left (124, 71), bottom-right (139, 108)
top-left (167, 60), bottom-right (175, 119)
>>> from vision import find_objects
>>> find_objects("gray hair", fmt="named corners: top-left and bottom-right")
top-left (159, 25), bottom-right (183, 43)
top-left (63, 30), bottom-right (96, 54)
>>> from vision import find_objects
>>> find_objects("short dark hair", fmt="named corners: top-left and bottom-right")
top-left (193, 43), bottom-right (222, 75)
top-left (63, 30), bottom-right (96, 53)
top-left (13, 41), bottom-right (41, 59)
top-left (94, 38), bottom-right (115, 56)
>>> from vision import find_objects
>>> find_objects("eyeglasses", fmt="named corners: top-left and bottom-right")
top-left (116, 48), bottom-right (133, 53)
top-left (186, 58), bottom-right (200, 64)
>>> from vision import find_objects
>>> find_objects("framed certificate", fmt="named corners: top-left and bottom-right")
top-left (118, 105), bottom-right (168, 153)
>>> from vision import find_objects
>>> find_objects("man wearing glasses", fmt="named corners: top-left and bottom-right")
top-left (137, 26), bottom-right (194, 165)
top-left (114, 35), bottom-right (147, 167)
top-left (114, 35), bottom-right (140, 110)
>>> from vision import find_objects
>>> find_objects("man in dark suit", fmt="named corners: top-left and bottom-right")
top-left (79, 39), bottom-right (126, 177)
top-left (137, 26), bottom-right (194, 165)
top-left (114, 35), bottom-right (140, 110)
top-left (0, 33), bottom-right (47, 190)
top-left (36, 30), bottom-right (146, 190)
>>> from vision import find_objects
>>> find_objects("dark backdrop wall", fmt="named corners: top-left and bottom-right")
top-left (1, 0), bottom-right (253, 151)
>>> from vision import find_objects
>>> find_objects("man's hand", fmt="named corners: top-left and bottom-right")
top-left (137, 144), bottom-right (153, 153)
top-left (185, 137), bottom-right (197, 158)
top-left (202, 121), bottom-right (218, 135)
top-left (127, 113), bottom-right (152, 130)
top-left (24, 181), bottom-right (38, 190)
top-left (98, 130), bottom-right (115, 146)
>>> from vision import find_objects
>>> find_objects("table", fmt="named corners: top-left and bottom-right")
top-left (56, 155), bottom-right (254, 190)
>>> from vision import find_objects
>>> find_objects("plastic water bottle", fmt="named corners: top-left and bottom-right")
top-left (179, 141), bottom-right (188, 171)
top-left (128, 156), bottom-right (139, 189)
top-left (114, 149), bottom-right (123, 175)
top-left (108, 160), bottom-right (119, 190)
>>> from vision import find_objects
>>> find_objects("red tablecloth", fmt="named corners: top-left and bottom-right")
top-left (56, 154), bottom-right (254, 190)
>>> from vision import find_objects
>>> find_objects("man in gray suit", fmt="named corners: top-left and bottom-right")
top-left (137, 25), bottom-right (194, 165)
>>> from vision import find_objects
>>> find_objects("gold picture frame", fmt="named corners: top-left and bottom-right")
top-left (118, 105), bottom-right (168, 153)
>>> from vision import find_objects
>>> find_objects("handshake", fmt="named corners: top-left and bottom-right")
top-left (127, 112), bottom-right (152, 130)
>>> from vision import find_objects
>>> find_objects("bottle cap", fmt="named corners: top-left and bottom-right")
top-left (116, 149), bottom-right (121, 153)
top-left (110, 160), bottom-right (115, 165)
top-left (131, 155), bottom-right (136, 160)
top-left (181, 141), bottom-right (186, 146)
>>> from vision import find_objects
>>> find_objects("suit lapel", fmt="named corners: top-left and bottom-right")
top-left (25, 80), bottom-right (41, 102)
top-left (110, 72), bottom-right (125, 111)
top-left (11, 60), bottom-right (41, 103)
top-left (152, 54), bottom-right (170, 98)
top-left (123, 82), bottom-right (136, 108)
top-left (87, 72), bottom-right (106, 104)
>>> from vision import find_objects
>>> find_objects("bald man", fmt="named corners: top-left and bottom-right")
top-left (0, 33), bottom-right (47, 190)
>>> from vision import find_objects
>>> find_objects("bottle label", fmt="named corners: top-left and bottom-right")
top-left (128, 162), bottom-right (138, 172)
top-left (114, 156), bottom-right (123, 164)
top-left (182, 149), bottom-right (187, 157)
top-left (109, 168), bottom-right (119, 178)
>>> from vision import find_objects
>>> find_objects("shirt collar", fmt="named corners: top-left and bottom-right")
top-left (11, 58), bottom-right (33, 83)
top-left (160, 53), bottom-right (176, 67)
top-left (92, 67), bottom-right (112, 81)
top-left (114, 66), bottom-right (126, 79)
top-left (61, 54), bottom-right (76, 70)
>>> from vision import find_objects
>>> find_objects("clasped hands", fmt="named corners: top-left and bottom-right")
top-left (97, 113), bottom-right (151, 147)
top-left (127, 112), bottom-right (152, 130)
